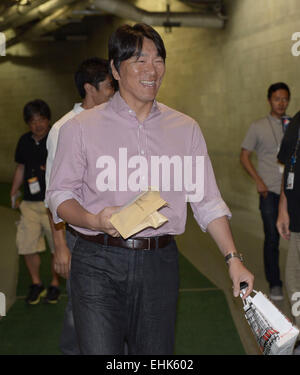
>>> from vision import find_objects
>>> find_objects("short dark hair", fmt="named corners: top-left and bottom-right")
top-left (267, 82), bottom-right (291, 100)
top-left (74, 57), bottom-right (110, 99)
top-left (108, 23), bottom-right (166, 90)
top-left (23, 99), bottom-right (51, 124)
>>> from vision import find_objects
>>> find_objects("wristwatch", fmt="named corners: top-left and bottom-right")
top-left (224, 252), bottom-right (243, 265)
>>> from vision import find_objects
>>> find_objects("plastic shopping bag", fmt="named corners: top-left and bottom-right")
top-left (240, 283), bottom-right (299, 355)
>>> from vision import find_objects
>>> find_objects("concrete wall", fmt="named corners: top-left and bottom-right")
top-left (0, 16), bottom-right (114, 182)
top-left (132, 0), bottom-right (300, 213)
top-left (1, 0), bottom-right (300, 213)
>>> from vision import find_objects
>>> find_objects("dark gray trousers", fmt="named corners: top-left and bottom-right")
top-left (70, 236), bottom-right (179, 355)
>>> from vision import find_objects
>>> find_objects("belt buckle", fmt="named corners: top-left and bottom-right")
top-left (140, 237), bottom-right (151, 250)
top-left (146, 237), bottom-right (151, 250)
top-left (132, 237), bottom-right (151, 250)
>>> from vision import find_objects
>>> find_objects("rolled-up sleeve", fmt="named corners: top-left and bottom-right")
top-left (45, 125), bottom-right (59, 208)
top-left (46, 126), bottom-right (58, 191)
top-left (189, 122), bottom-right (231, 232)
top-left (45, 118), bottom-right (86, 223)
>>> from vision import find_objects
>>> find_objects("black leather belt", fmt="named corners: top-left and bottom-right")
top-left (66, 225), bottom-right (174, 250)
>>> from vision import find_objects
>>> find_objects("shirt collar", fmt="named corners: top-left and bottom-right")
top-left (30, 132), bottom-right (48, 145)
top-left (109, 91), bottom-right (161, 124)
top-left (73, 103), bottom-right (84, 114)
top-left (268, 114), bottom-right (282, 124)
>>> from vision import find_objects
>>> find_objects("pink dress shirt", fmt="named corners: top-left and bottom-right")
top-left (46, 92), bottom-right (231, 236)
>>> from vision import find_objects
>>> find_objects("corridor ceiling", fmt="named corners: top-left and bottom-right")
top-left (0, 0), bottom-right (225, 50)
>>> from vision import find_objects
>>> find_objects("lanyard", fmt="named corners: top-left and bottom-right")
top-left (289, 128), bottom-right (300, 172)
top-left (267, 117), bottom-right (282, 148)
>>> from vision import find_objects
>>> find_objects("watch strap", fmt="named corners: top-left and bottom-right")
top-left (225, 252), bottom-right (243, 265)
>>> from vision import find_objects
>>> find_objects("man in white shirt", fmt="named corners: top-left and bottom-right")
top-left (46, 57), bottom-right (114, 354)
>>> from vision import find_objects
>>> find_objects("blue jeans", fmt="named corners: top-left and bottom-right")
top-left (59, 230), bottom-right (80, 355)
top-left (70, 236), bottom-right (179, 355)
top-left (259, 191), bottom-right (282, 288)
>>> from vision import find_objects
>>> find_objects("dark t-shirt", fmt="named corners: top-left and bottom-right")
top-left (14, 131), bottom-right (48, 201)
top-left (278, 111), bottom-right (300, 232)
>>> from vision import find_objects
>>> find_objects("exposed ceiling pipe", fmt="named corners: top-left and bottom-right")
top-left (0, 0), bottom-right (78, 32)
top-left (3, 0), bottom-right (225, 51)
top-left (0, 0), bottom-right (49, 26)
top-left (92, 0), bottom-right (224, 29)
top-left (2, 28), bottom-right (18, 42)
top-left (5, 1), bottom-right (89, 48)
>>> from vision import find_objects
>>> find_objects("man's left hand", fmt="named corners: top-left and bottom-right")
top-left (228, 258), bottom-right (254, 299)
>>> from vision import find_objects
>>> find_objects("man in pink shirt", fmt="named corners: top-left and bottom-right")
top-left (47, 23), bottom-right (254, 355)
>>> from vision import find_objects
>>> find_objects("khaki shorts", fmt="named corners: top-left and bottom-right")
top-left (16, 200), bottom-right (55, 255)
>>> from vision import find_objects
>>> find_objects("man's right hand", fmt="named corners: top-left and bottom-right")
top-left (240, 149), bottom-right (268, 198)
top-left (53, 243), bottom-right (71, 279)
top-left (93, 206), bottom-right (121, 237)
top-left (10, 190), bottom-right (22, 209)
top-left (56, 200), bottom-right (121, 237)
top-left (11, 194), bottom-right (21, 209)
top-left (256, 179), bottom-right (268, 198)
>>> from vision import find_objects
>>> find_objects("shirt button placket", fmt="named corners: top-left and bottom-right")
top-left (139, 122), bottom-right (148, 190)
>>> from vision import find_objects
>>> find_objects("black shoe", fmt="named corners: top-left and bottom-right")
top-left (269, 286), bottom-right (284, 301)
top-left (25, 284), bottom-right (47, 305)
top-left (44, 286), bottom-right (61, 304)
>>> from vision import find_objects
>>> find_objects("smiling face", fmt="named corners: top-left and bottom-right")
top-left (111, 37), bottom-right (165, 114)
top-left (28, 113), bottom-right (50, 140)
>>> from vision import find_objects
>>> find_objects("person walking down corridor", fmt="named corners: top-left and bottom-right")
top-left (46, 57), bottom-right (114, 355)
top-left (47, 23), bottom-right (254, 355)
top-left (240, 82), bottom-right (291, 301)
top-left (277, 110), bottom-right (300, 352)
top-left (10, 99), bottom-right (59, 305)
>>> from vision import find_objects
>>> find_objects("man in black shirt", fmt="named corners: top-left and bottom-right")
top-left (277, 111), bottom-right (300, 335)
top-left (10, 99), bottom-right (60, 304)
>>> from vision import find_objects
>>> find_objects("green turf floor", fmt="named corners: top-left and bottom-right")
top-left (0, 249), bottom-right (245, 355)
top-left (0, 182), bottom-right (245, 355)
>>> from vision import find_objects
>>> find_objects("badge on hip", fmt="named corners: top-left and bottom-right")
top-left (286, 172), bottom-right (294, 190)
top-left (28, 177), bottom-right (41, 195)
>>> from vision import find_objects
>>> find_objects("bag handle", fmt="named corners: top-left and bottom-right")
top-left (240, 282), bottom-right (258, 294)
top-left (239, 282), bottom-right (258, 307)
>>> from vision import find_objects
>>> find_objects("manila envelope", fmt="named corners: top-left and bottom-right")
top-left (109, 190), bottom-right (168, 239)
